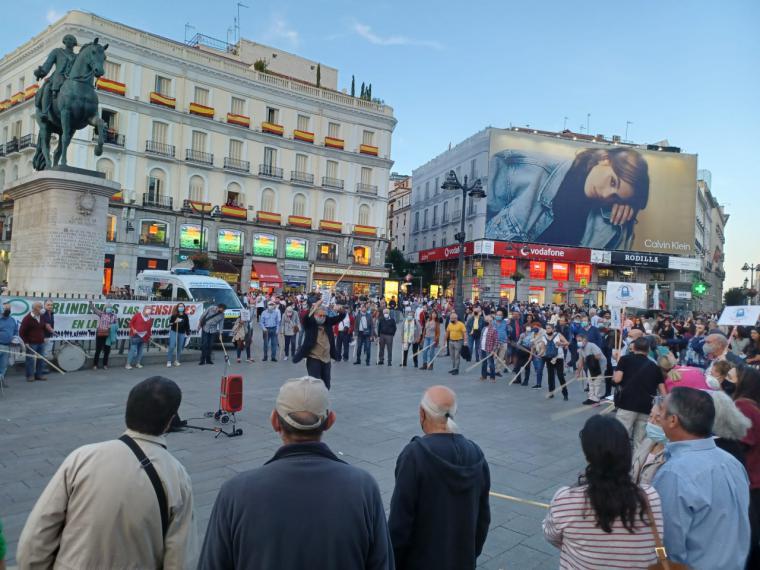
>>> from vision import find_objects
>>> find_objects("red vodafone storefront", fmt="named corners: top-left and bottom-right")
top-left (415, 240), bottom-right (599, 305)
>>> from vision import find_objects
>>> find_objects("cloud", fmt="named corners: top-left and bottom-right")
top-left (352, 22), bottom-right (443, 50)
top-left (46, 8), bottom-right (63, 24)
top-left (262, 15), bottom-right (300, 50)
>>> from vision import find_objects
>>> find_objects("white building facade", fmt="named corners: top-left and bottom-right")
top-left (0, 11), bottom-right (396, 295)
top-left (387, 173), bottom-right (411, 253)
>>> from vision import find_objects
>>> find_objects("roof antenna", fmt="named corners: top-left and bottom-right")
top-left (234, 2), bottom-right (249, 45)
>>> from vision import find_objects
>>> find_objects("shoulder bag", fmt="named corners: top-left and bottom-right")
top-left (119, 435), bottom-right (169, 540)
top-left (644, 495), bottom-right (689, 570)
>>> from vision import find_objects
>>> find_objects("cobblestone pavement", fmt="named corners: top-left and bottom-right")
top-left (0, 340), bottom-right (597, 569)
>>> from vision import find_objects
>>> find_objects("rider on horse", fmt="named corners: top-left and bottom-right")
top-left (34, 34), bottom-right (78, 124)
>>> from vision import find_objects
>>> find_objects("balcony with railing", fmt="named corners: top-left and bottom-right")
top-left (18, 134), bottom-right (34, 150)
top-left (291, 171), bottom-right (314, 186)
top-left (0, 144), bottom-right (5, 158)
top-left (322, 176), bottom-right (344, 190)
top-left (145, 140), bottom-right (175, 157)
top-left (356, 183), bottom-right (378, 195)
top-left (142, 194), bottom-right (174, 210)
top-left (185, 149), bottom-right (213, 166)
top-left (259, 163), bottom-right (284, 179)
top-left (93, 129), bottom-right (125, 147)
top-left (224, 157), bottom-right (250, 172)
top-left (4, 139), bottom-right (18, 154)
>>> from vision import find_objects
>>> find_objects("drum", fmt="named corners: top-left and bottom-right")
top-left (57, 343), bottom-right (87, 372)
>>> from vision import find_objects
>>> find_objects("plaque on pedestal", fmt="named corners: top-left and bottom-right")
top-left (5, 169), bottom-right (120, 297)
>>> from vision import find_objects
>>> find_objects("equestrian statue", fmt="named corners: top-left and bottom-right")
top-left (32, 34), bottom-right (109, 171)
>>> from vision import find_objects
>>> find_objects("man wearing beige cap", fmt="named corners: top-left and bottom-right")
top-left (198, 377), bottom-right (393, 569)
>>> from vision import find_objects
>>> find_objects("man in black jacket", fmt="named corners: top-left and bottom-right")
top-left (292, 298), bottom-right (345, 389)
top-left (198, 377), bottom-right (393, 570)
top-left (388, 385), bottom-right (491, 570)
top-left (377, 308), bottom-right (397, 366)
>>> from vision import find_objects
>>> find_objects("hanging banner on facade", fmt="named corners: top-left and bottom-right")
top-left (605, 282), bottom-right (647, 308)
top-left (718, 306), bottom-right (760, 327)
top-left (3, 298), bottom-right (204, 340)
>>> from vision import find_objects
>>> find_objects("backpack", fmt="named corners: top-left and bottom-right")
top-left (544, 335), bottom-right (558, 359)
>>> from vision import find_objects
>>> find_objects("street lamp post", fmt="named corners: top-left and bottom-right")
top-left (741, 262), bottom-right (760, 305)
top-left (441, 170), bottom-right (485, 319)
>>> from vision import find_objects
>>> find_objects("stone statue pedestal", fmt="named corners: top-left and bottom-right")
top-left (5, 168), bottom-right (120, 297)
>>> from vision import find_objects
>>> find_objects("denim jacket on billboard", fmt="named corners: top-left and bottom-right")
top-left (485, 150), bottom-right (634, 249)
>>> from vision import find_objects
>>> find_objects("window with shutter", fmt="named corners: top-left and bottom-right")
top-left (323, 199), bottom-right (336, 220)
top-left (231, 97), bottom-right (245, 115)
top-left (194, 87), bottom-right (209, 106)
top-left (297, 115), bottom-right (310, 131)
top-left (261, 189), bottom-right (275, 212)
top-left (191, 131), bottom-right (206, 151)
top-left (152, 122), bottom-right (168, 144)
top-left (326, 160), bottom-right (338, 179)
top-left (104, 61), bottom-right (120, 80)
top-left (358, 204), bottom-right (370, 226)
top-left (229, 139), bottom-right (243, 160)
top-left (328, 122), bottom-right (340, 138)
top-left (293, 194), bottom-right (306, 216)
top-left (189, 175), bottom-right (204, 201)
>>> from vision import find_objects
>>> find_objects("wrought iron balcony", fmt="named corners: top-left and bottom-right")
top-left (259, 163), bottom-right (283, 179)
top-left (223, 157), bottom-right (250, 172)
top-left (322, 176), bottom-right (344, 190)
top-left (4, 139), bottom-right (18, 154)
top-left (185, 149), bottom-right (214, 166)
top-left (356, 183), bottom-right (378, 195)
top-left (291, 171), bottom-right (314, 186)
top-left (18, 134), bottom-right (34, 150)
top-left (142, 194), bottom-right (174, 210)
top-left (145, 140), bottom-right (175, 157)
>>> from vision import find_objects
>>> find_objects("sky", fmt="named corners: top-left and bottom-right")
top-left (4, 1), bottom-right (758, 289)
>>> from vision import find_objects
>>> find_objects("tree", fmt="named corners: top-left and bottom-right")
top-left (351, 75), bottom-right (355, 97)
top-left (316, 63), bottom-right (321, 87)
top-left (253, 59), bottom-right (268, 72)
top-left (367, 83), bottom-right (372, 100)
top-left (385, 247), bottom-right (411, 279)
top-left (191, 252), bottom-right (211, 270)
top-left (724, 287), bottom-right (747, 306)
top-left (360, 82), bottom-right (366, 99)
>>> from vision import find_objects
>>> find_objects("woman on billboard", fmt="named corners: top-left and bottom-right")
top-left (485, 147), bottom-right (649, 249)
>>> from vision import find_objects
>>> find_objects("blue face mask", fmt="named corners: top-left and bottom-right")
top-left (645, 422), bottom-right (668, 444)
top-left (494, 315), bottom-right (503, 321)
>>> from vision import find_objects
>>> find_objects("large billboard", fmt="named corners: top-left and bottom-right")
top-left (485, 131), bottom-right (697, 255)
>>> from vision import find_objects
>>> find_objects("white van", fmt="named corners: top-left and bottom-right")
top-left (135, 269), bottom-right (243, 339)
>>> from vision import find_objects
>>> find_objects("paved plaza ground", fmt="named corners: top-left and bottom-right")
top-left (0, 340), bottom-right (598, 569)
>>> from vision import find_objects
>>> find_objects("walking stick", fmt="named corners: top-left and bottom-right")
top-left (24, 343), bottom-right (65, 375)
top-left (427, 343), bottom-right (446, 370)
top-left (545, 374), bottom-right (615, 398)
top-left (466, 349), bottom-right (496, 372)
top-left (509, 356), bottom-right (534, 385)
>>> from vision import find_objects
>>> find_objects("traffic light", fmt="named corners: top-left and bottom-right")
top-left (692, 280), bottom-right (709, 297)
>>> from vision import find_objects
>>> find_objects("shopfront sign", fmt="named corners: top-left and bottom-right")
top-left (314, 266), bottom-right (388, 279)
top-left (610, 251), bottom-right (668, 268)
top-left (418, 242), bottom-right (474, 262)
top-left (493, 242), bottom-right (591, 263)
top-left (668, 256), bottom-right (701, 272)
top-left (673, 291), bottom-right (693, 300)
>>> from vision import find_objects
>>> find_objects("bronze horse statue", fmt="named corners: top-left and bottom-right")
top-left (33, 37), bottom-right (109, 170)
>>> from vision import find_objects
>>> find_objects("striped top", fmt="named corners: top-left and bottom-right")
top-left (542, 484), bottom-right (663, 569)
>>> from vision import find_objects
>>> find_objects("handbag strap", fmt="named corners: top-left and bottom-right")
top-left (642, 492), bottom-right (669, 569)
top-left (119, 435), bottom-right (169, 540)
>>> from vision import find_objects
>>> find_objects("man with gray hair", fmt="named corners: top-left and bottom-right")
top-left (198, 377), bottom-right (393, 569)
top-left (704, 333), bottom-right (744, 378)
top-left (389, 385), bottom-right (490, 570)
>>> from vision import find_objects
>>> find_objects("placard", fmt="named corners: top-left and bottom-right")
top-left (605, 281), bottom-right (648, 308)
top-left (718, 306), bottom-right (760, 326)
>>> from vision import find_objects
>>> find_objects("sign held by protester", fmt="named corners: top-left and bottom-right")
top-left (605, 282), bottom-right (647, 308)
top-left (4, 297), bottom-right (203, 340)
top-left (718, 305), bottom-right (760, 327)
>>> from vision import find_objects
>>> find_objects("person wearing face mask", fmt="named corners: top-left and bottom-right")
top-left (0, 302), bottom-right (18, 387)
top-left (631, 396), bottom-right (669, 485)
top-left (466, 307), bottom-right (485, 366)
top-left (126, 306), bottom-right (153, 370)
top-left (280, 305), bottom-right (300, 361)
top-left (292, 298), bottom-right (346, 389)
top-left (580, 316), bottom-right (604, 350)
top-left (260, 301), bottom-right (282, 362)
top-left (401, 311), bottom-right (422, 368)
top-left (575, 332), bottom-right (607, 405)
top-left (353, 305), bottom-right (374, 366)
top-left (167, 303), bottom-right (191, 367)
top-left (377, 308), bottom-right (397, 366)
top-left (704, 333), bottom-right (744, 379)
top-left (89, 300), bottom-right (118, 370)
top-left (445, 312), bottom-right (467, 376)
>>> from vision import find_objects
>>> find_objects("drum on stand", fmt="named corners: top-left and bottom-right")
top-left (57, 343), bottom-right (87, 372)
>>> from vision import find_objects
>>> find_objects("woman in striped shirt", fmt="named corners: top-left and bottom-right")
top-left (543, 415), bottom-right (664, 569)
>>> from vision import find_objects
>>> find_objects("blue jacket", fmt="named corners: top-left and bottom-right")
top-left (582, 325), bottom-right (604, 349)
top-left (0, 316), bottom-right (18, 344)
top-left (484, 150), bottom-right (634, 249)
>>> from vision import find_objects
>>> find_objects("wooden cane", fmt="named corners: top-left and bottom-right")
top-left (24, 343), bottom-right (66, 375)
top-left (427, 343), bottom-right (446, 370)
top-left (545, 374), bottom-right (615, 398)
top-left (466, 349), bottom-right (496, 372)
top-left (148, 338), bottom-right (167, 352)
top-left (509, 356), bottom-right (534, 385)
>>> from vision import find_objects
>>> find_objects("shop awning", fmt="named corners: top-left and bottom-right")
top-left (252, 262), bottom-right (283, 285)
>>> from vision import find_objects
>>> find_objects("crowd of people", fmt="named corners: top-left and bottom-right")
top-left (4, 290), bottom-right (760, 569)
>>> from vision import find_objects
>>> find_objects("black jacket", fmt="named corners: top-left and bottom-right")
top-left (168, 313), bottom-right (191, 335)
top-left (292, 312), bottom-right (343, 363)
top-left (388, 433), bottom-right (491, 570)
top-left (198, 442), bottom-right (393, 570)
top-left (377, 316), bottom-right (397, 336)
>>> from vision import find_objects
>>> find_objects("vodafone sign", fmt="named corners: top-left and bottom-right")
top-left (418, 242), bottom-right (474, 262)
top-left (491, 241), bottom-right (591, 262)
top-left (417, 240), bottom-right (591, 263)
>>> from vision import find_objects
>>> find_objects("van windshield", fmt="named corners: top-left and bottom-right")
top-left (189, 287), bottom-right (242, 309)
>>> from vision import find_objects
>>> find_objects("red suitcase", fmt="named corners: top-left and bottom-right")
top-left (220, 374), bottom-right (243, 414)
